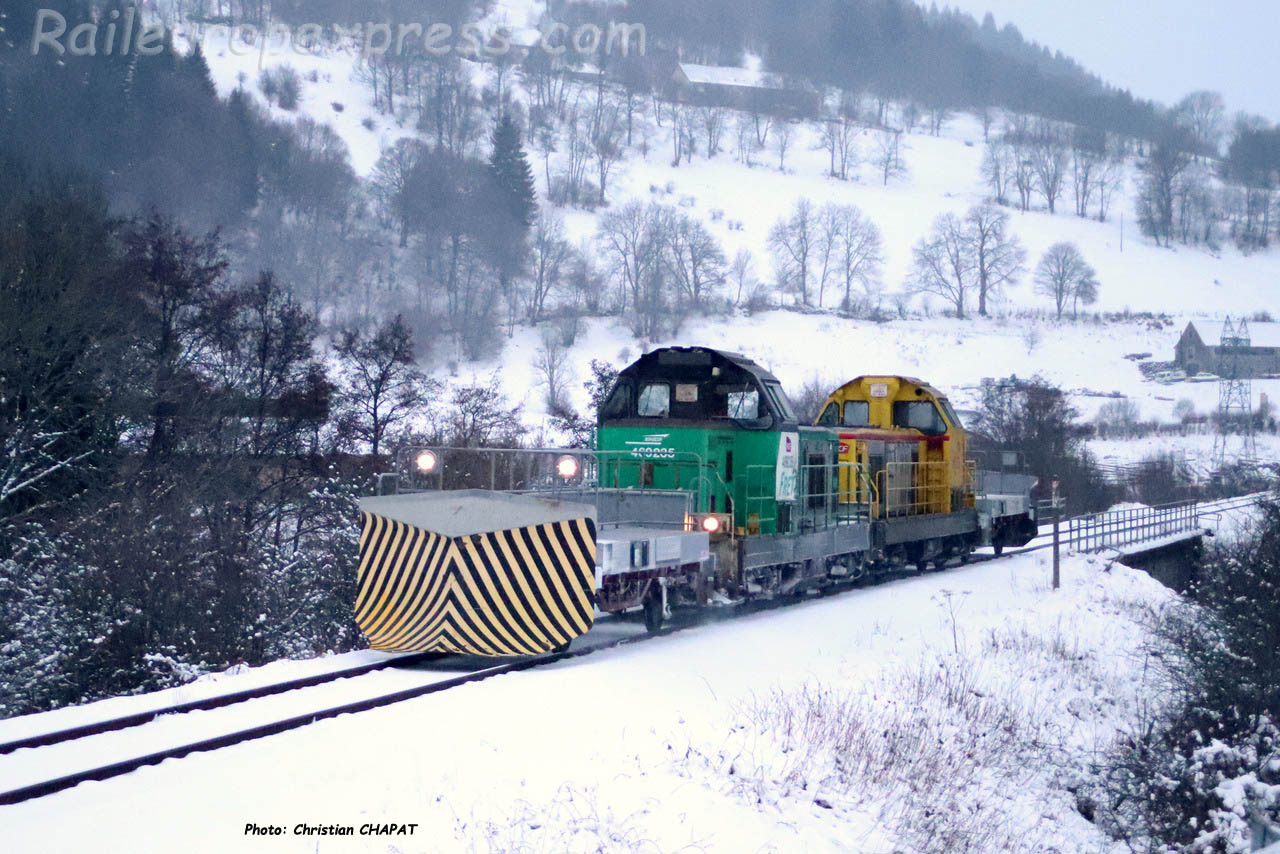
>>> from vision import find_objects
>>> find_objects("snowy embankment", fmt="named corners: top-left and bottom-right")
top-left (5, 550), bottom-right (1175, 853)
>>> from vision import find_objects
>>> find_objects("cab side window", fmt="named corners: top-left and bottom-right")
top-left (637, 383), bottom-right (671, 417)
top-left (842, 401), bottom-right (870, 427)
top-left (892, 401), bottom-right (946, 436)
top-left (816, 403), bottom-right (839, 426)
top-left (727, 389), bottom-right (759, 419)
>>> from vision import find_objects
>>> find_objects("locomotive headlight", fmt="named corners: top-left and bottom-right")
top-left (556, 455), bottom-right (580, 479)
top-left (701, 515), bottom-right (721, 533)
top-left (415, 449), bottom-right (438, 473)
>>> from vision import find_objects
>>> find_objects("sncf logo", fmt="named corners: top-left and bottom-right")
top-left (624, 433), bottom-right (669, 447)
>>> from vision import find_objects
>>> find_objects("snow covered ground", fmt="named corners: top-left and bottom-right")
top-left (466, 311), bottom-right (1280, 458)
top-left (3, 549), bottom-right (1181, 853)
top-left (179, 6), bottom-right (1280, 470)
top-left (1091, 432), bottom-right (1280, 474)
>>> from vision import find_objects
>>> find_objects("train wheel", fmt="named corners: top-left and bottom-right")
top-left (992, 536), bottom-right (1005, 557)
top-left (643, 583), bottom-right (664, 634)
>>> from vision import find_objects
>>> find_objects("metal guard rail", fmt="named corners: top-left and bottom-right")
top-left (1066, 500), bottom-right (1200, 551)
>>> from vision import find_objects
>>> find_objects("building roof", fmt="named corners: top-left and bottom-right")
top-left (1187, 320), bottom-right (1280, 349)
top-left (676, 63), bottom-right (777, 89)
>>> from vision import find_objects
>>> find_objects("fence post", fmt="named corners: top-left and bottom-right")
top-left (1052, 479), bottom-right (1061, 591)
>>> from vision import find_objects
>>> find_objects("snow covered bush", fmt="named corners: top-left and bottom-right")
top-left (1093, 493), bottom-right (1280, 851)
top-left (258, 65), bottom-right (301, 111)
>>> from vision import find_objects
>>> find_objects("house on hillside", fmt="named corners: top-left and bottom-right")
top-left (1173, 321), bottom-right (1280, 377)
top-left (668, 63), bottom-right (819, 118)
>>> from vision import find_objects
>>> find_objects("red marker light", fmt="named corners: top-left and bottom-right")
top-left (415, 450), bottom-right (438, 473)
top-left (556, 455), bottom-right (580, 479)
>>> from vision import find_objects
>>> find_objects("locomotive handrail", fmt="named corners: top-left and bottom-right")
top-left (743, 461), bottom-right (871, 534)
top-left (389, 445), bottom-right (733, 519)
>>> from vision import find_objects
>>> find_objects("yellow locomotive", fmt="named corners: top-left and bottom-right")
top-left (817, 376), bottom-right (977, 564)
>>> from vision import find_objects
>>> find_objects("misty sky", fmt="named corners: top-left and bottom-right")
top-left (942, 0), bottom-right (1280, 123)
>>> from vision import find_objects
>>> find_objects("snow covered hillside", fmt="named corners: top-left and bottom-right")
top-left (2, 549), bottom-right (1182, 853)
top-left (182, 3), bottom-right (1279, 460)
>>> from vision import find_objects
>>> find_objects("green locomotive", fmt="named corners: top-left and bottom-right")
top-left (596, 347), bottom-right (864, 594)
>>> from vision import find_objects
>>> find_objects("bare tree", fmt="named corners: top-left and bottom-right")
top-left (534, 123), bottom-right (557, 199)
top-left (1033, 242), bottom-right (1099, 319)
top-left (1006, 122), bottom-right (1036, 211)
top-left (527, 209), bottom-right (571, 323)
top-left (1070, 130), bottom-right (1105, 219)
top-left (750, 103), bottom-right (773, 148)
top-left (593, 105), bottom-right (624, 206)
top-left (768, 199), bottom-right (816, 305)
top-left (668, 102), bottom-right (696, 165)
top-left (979, 104), bottom-right (996, 141)
top-left (700, 106), bottom-right (727, 158)
top-left (335, 316), bottom-right (437, 458)
top-left (535, 327), bottom-right (572, 414)
top-left (775, 120), bottom-right (795, 171)
top-left (1094, 148), bottom-right (1125, 222)
top-left (908, 213), bottom-right (972, 318)
top-left (966, 204), bottom-right (1027, 316)
top-left (822, 117), bottom-right (860, 180)
top-left (1173, 162), bottom-right (1219, 247)
top-left (831, 205), bottom-right (884, 313)
top-left (734, 114), bottom-right (761, 166)
top-left (982, 139), bottom-right (1014, 206)
top-left (560, 105), bottom-right (592, 205)
top-left (371, 138), bottom-right (426, 247)
top-left (419, 60), bottom-right (484, 157)
top-left (1032, 125), bottom-right (1068, 214)
top-left (597, 201), bottom-right (672, 337)
top-left (729, 248), bottom-right (758, 307)
top-left (1174, 90), bottom-right (1226, 156)
top-left (873, 129), bottom-right (907, 186)
top-left (616, 55), bottom-right (651, 146)
top-left (666, 214), bottom-right (727, 314)
top-left (813, 205), bottom-right (842, 307)
top-left (1137, 130), bottom-right (1195, 246)
top-left (900, 103), bottom-right (920, 134)
top-left (925, 103), bottom-right (952, 136)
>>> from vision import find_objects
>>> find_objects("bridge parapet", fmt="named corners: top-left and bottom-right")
top-left (1067, 501), bottom-right (1200, 552)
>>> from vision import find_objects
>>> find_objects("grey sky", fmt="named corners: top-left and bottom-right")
top-left (942, 0), bottom-right (1280, 124)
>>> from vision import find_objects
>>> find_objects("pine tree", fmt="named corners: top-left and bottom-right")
top-left (179, 42), bottom-right (218, 101)
top-left (489, 114), bottom-right (537, 231)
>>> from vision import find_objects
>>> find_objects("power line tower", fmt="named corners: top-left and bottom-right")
top-left (1212, 316), bottom-right (1257, 471)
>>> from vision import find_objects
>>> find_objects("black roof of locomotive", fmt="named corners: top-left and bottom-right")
top-left (616, 346), bottom-right (784, 386)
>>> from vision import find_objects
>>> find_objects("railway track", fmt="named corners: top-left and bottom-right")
top-left (0, 635), bottom-right (643, 807)
top-left (1, 492), bottom-right (1266, 808)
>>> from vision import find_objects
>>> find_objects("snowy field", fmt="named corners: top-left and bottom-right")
top-left (179, 7), bottom-right (1280, 468)
top-left (465, 311), bottom-right (1280, 452)
top-left (4, 548), bottom-right (1185, 853)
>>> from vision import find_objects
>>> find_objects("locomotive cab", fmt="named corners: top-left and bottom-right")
top-left (598, 348), bottom-right (854, 588)
top-left (597, 347), bottom-right (817, 539)
top-left (818, 376), bottom-right (973, 519)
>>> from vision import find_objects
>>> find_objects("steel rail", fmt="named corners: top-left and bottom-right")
top-left (0, 651), bottom-right (448, 756)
